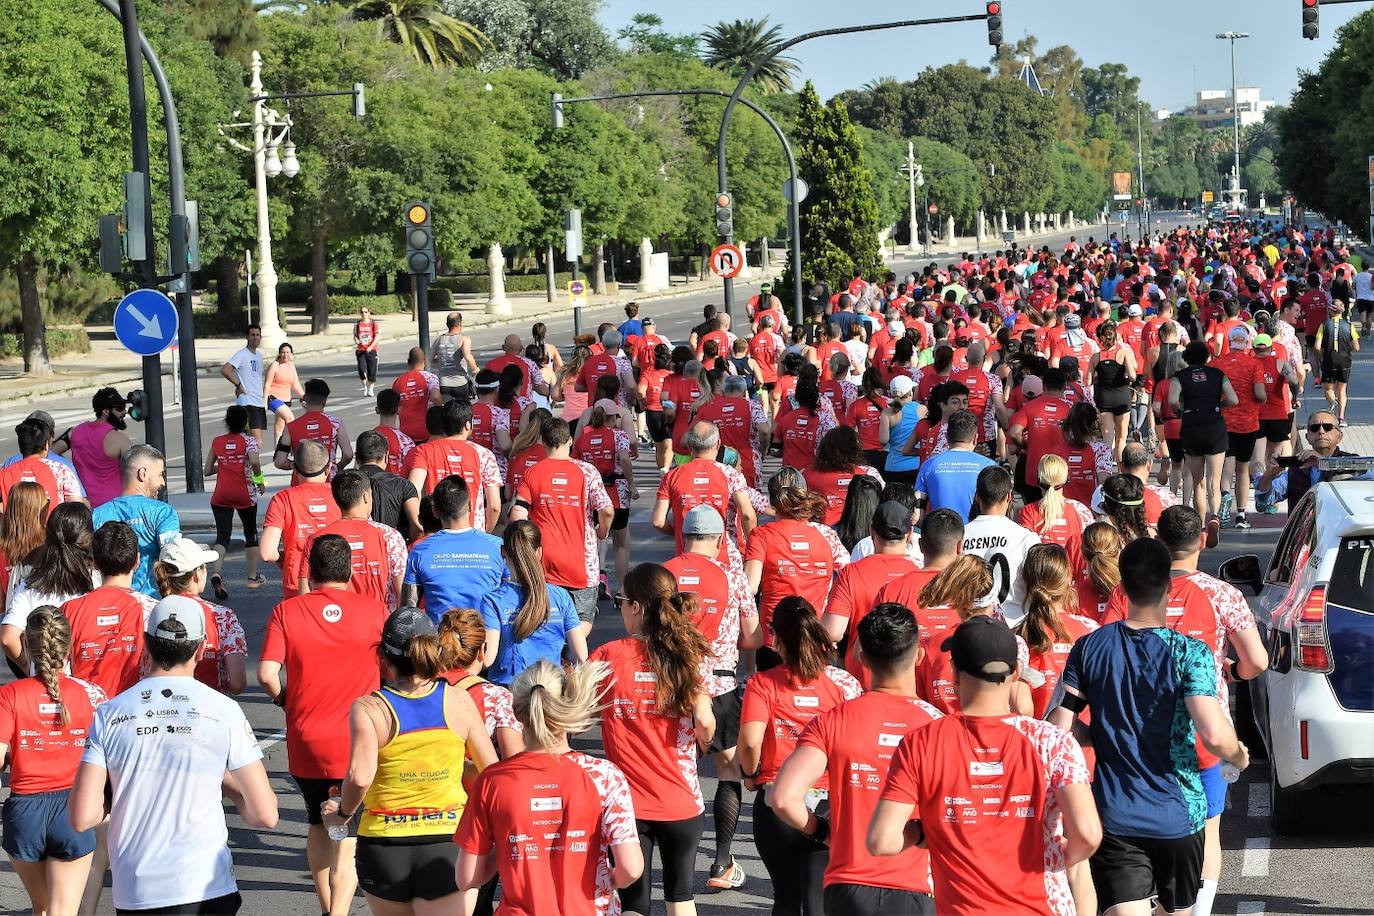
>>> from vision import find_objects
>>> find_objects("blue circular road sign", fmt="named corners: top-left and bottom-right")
top-left (113, 288), bottom-right (178, 356)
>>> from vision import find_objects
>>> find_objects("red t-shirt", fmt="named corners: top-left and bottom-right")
top-left (1211, 351), bottom-right (1263, 434)
top-left (639, 367), bottom-right (670, 411)
top-left (61, 586), bottom-right (155, 697)
top-left (656, 458), bottom-right (734, 560)
top-left (408, 437), bottom-right (478, 498)
top-left (873, 569), bottom-right (941, 622)
top-left (286, 411), bottom-right (341, 484)
top-left (916, 367), bottom-right (949, 406)
top-left (1020, 614), bottom-right (1099, 718)
top-left (881, 715), bottom-right (1090, 916)
top-left (373, 426), bottom-right (415, 477)
top-left (774, 407), bottom-right (823, 471)
top-left (517, 458), bottom-right (611, 590)
top-left (1053, 442), bottom-right (1101, 507)
top-left (0, 456), bottom-right (59, 512)
top-left (260, 587), bottom-right (387, 778)
top-left (948, 368), bottom-right (993, 432)
top-left (573, 426), bottom-right (630, 510)
top-left (744, 519), bottom-right (842, 642)
top-left (804, 465), bottom-right (879, 526)
top-left (303, 517), bottom-right (405, 611)
top-left (1300, 289), bottom-right (1331, 336)
top-left (0, 676), bottom-right (102, 794)
top-left (844, 396), bottom-right (888, 450)
top-left (911, 604), bottom-right (969, 713)
top-left (1254, 351), bottom-right (1291, 421)
top-left (392, 369), bottom-right (437, 442)
top-left (591, 637), bottom-right (702, 821)
top-left (1073, 573), bottom-right (1110, 623)
top-left (695, 396), bottom-right (761, 487)
top-left (738, 665), bottom-right (862, 786)
top-left (661, 375), bottom-right (703, 453)
top-left (1016, 500), bottom-right (1085, 573)
top-left (799, 691), bottom-right (941, 892)
top-left (209, 433), bottom-right (257, 509)
top-left (827, 554), bottom-right (920, 684)
top-left (486, 354), bottom-right (535, 397)
top-left (263, 482), bottom-right (341, 598)
top-left (577, 353), bottom-right (624, 400)
top-left (454, 751), bottom-right (639, 916)
top-left (749, 332), bottom-right (782, 383)
top-left (507, 445), bottom-right (545, 496)
top-left (815, 341), bottom-right (845, 379)
top-left (1011, 397), bottom-right (1072, 481)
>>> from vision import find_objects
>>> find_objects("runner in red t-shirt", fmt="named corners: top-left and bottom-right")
top-left (260, 443), bottom-right (341, 599)
top-left (652, 425), bottom-right (757, 564)
top-left (275, 381), bottom-right (352, 485)
top-left (1009, 374), bottom-right (1073, 499)
top-left (300, 471), bottom-right (406, 612)
top-left (695, 387), bottom-right (769, 488)
top-left (61, 525), bottom-right (157, 697)
top-left (1210, 335), bottom-right (1266, 528)
top-left (771, 603), bottom-right (942, 914)
top-left (405, 401), bottom-right (503, 530)
top-left (870, 617), bottom-right (1097, 916)
top-left (260, 534), bottom-right (387, 915)
top-left (803, 432), bottom-right (884, 526)
top-left (391, 348), bottom-right (442, 443)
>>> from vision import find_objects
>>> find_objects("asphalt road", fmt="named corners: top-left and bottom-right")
top-left (6, 212), bottom-right (1367, 915)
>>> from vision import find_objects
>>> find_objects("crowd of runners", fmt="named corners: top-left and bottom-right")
top-left (0, 217), bottom-right (1364, 916)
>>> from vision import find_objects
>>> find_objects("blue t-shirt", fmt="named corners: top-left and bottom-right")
top-left (92, 495), bottom-right (180, 598)
top-left (1062, 622), bottom-right (1217, 839)
top-left (618, 319), bottom-right (644, 340)
top-left (914, 449), bottom-right (996, 521)
top-left (404, 528), bottom-right (505, 623)
top-left (480, 581), bottom-right (580, 685)
top-left (829, 310), bottom-right (863, 341)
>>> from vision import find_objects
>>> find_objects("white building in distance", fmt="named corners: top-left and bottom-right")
top-left (1155, 87), bottom-right (1274, 130)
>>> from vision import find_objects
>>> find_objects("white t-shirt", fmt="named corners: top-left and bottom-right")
top-left (226, 347), bottom-right (265, 408)
top-left (843, 338), bottom-right (868, 378)
top-left (849, 535), bottom-right (923, 565)
top-left (961, 514), bottom-right (1041, 625)
top-left (82, 675), bottom-right (263, 910)
top-left (2, 572), bottom-right (101, 629)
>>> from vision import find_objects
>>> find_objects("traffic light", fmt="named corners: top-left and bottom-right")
top-left (714, 192), bottom-right (733, 238)
top-left (125, 390), bottom-right (147, 423)
top-left (986, 2), bottom-right (1003, 47)
top-left (403, 201), bottom-right (436, 278)
top-left (551, 91), bottom-right (565, 129)
top-left (1302, 0), bottom-right (1319, 40)
top-left (123, 172), bottom-right (147, 262)
top-left (169, 202), bottom-right (201, 275)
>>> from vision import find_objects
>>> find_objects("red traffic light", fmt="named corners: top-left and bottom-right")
top-left (1302, 0), bottom-right (1317, 7)
top-left (986, 1), bottom-right (1001, 13)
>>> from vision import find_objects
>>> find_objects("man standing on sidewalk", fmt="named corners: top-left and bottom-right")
top-left (221, 324), bottom-right (267, 449)
top-left (93, 445), bottom-right (180, 599)
top-left (260, 535), bottom-right (386, 916)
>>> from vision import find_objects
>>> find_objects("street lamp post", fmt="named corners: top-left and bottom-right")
top-left (714, 12), bottom-right (993, 317)
top-left (1217, 31), bottom-right (1250, 211)
top-left (899, 142), bottom-right (923, 254)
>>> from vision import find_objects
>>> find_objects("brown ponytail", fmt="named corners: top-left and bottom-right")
top-left (437, 609), bottom-right (487, 672)
top-left (1015, 544), bottom-right (1074, 654)
top-left (770, 595), bottom-right (833, 683)
top-left (25, 606), bottom-right (71, 726)
top-left (1082, 522), bottom-right (1124, 597)
top-left (154, 560), bottom-right (197, 598)
top-left (919, 555), bottom-right (994, 619)
top-left (504, 521), bottom-right (551, 641)
top-left (768, 466), bottom-right (827, 522)
top-left (384, 632), bottom-right (445, 681)
top-left (624, 564), bottom-right (707, 717)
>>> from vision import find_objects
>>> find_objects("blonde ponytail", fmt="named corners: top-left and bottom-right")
top-left (1035, 453), bottom-right (1069, 537)
top-left (512, 660), bottom-right (610, 750)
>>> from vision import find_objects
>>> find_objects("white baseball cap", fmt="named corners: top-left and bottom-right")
top-left (1126, 303), bottom-right (1143, 317)
top-left (147, 595), bottom-right (207, 642)
top-left (158, 537), bottom-right (219, 574)
top-left (889, 375), bottom-right (915, 397)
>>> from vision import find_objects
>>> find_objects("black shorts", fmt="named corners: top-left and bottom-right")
top-left (1095, 391), bottom-right (1131, 416)
top-left (1226, 429), bottom-right (1259, 461)
top-left (709, 683), bottom-right (743, 754)
top-left (116, 892), bottom-right (242, 915)
top-left (611, 507), bottom-right (630, 532)
top-left (1089, 829), bottom-right (1204, 914)
top-left (1181, 415), bottom-right (1228, 457)
top-left (762, 381), bottom-right (777, 392)
top-left (646, 409), bottom-right (671, 443)
top-left (621, 815), bottom-right (704, 911)
top-left (244, 406), bottom-right (267, 431)
top-left (1305, 333), bottom-right (1318, 349)
top-left (211, 504), bottom-right (259, 549)
top-left (1164, 438), bottom-right (1184, 464)
top-left (439, 384), bottom-right (471, 402)
top-left (356, 836), bottom-right (460, 902)
top-left (1259, 416), bottom-right (1292, 442)
top-left (1321, 365), bottom-right (1351, 384)
top-left (1357, 298), bottom-right (1374, 315)
top-left (292, 775), bottom-right (342, 827)
top-left (822, 883), bottom-right (935, 916)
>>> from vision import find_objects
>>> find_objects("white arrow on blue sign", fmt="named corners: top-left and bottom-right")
top-left (113, 288), bottom-right (179, 356)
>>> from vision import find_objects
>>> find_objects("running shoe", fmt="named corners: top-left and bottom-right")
top-left (1233, 512), bottom-right (1251, 530)
top-left (211, 574), bottom-right (229, 601)
top-left (1205, 515), bottom-right (1221, 549)
top-left (598, 572), bottom-right (611, 601)
top-left (1260, 501), bottom-right (1279, 515)
top-left (707, 860), bottom-right (746, 890)
top-left (245, 574), bottom-right (267, 590)
top-left (1339, 417), bottom-right (1349, 428)
top-left (1218, 491), bottom-right (1234, 527)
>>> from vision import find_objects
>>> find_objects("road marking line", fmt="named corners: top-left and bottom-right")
top-left (1248, 782), bottom-right (1270, 818)
top-left (1241, 837), bottom-right (1270, 877)
top-left (1237, 902), bottom-right (1266, 915)
top-left (256, 728), bottom-right (286, 751)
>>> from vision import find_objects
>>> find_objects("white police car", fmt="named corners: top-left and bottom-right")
top-left (1221, 465), bottom-right (1374, 834)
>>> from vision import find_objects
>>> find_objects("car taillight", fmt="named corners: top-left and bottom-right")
top-left (1294, 584), bottom-right (1333, 673)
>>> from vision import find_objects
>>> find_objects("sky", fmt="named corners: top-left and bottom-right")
top-left (598, 0), bottom-right (1367, 112)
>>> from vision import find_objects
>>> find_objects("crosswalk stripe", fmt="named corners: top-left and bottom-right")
top-left (1241, 837), bottom-right (1271, 877)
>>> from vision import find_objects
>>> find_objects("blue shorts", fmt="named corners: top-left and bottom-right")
top-left (268, 397), bottom-right (288, 414)
top-left (2, 789), bottom-right (96, 862)
top-left (1200, 761), bottom-right (1227, 819)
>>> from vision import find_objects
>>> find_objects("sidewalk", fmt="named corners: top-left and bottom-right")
top-left (0, 273), bottom-right (734, 407)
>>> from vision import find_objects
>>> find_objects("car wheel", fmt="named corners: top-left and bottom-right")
top-left (1234, 685), bottom-right (1266, 760)
top-left (1270, 760), bottom-right (1311, 835)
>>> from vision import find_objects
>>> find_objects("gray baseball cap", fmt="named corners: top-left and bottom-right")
top-left (682, 504), bottom-right (725, 536)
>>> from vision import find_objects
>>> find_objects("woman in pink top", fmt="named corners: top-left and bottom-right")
top-left (263, 342), bottom-right (304, 444)
top-left (557, 345), bottom-right (592, 426)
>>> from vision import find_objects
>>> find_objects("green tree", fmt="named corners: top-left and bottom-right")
top-left (0, 0), bottom-right (129, 372)
top-left (349, 0), bottom-right (489, 68)
top-left (447, 0), bottom-right (616, 79)
top-left (700, 17), bottom-right (798, 94)
top-left (786, 83), bottom-right (881, 289)
top-left (833, 77), bottom-right (909, 136)
top-left (616, 13), bottom-right (698, 59)
top-left (1046, 143), bottom-right (1106, 217)
top-left (1079, 62), bottom-right (1141, 132)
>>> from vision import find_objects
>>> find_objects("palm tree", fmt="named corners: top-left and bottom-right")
top-left (700, 17), bottom-right (799, 94)
top-left (349, 0), bottom-right (489, 68)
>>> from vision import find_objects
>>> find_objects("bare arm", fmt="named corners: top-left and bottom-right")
top-left (1229, 625), bottom-right (1269, 681)
top-left (1057, 782), bottom-right (1102, 866)
top-left (336, 421), bottom-right (354, 466)
top-left (821, 613), bottom-right (850, 644)
top-left (867, 798), bottom-right (920, 857)
top-left (651, 498), bottom-right (672, 536)
top-left (1186, 693), bottom-right (1247, 770)
top-left (257, 659), bottom-right (284, 704)
top-left (226, 759), bottom-right (279, 828)
top-left (565, 625), bottom-right (589, 664)
top-left (744, 559), bottom-right (763, 596)
top-left (769, 745), bottom-right (829, 832)
top-left (484, 486), bottom-right (501, 532)
top-left (259, 526), bottom-right (283, 564)
top-left (1220, 377), bottom-right (1240, 408)
top-left (734, 490), bottom-right (757, 541)
top-left (273, 430), bottom-right (293, 471)
top-left (69, 762), bottom-right (109, 832)
top-left (737, 720), bottom-right (766, 792)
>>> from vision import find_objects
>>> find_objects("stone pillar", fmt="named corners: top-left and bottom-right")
top-left (1022, 211), bottom-right (1031, 233)
top-left (592, 244), bottom-right (606, 295)
top-left (1000, 209), bottom-right (1009, 233)
top-left (485, 242), bottom-right (512, 316)
top-left (760, 236), bottom-right (770, 273)
top-left (944, 215), bottom-right (956, 246)
top-left (976, 211), bottom-right (986, 248)
top-left (638, 238), bottom-right (659, 293)
top-left (1052, 213), bottom-right (1061, 231)
top-left (1067, 210), bottom-right (1076, 229)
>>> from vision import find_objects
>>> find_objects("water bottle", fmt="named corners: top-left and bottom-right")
top-left (326, 787), bottom-right (348, 842)
top-left (1221, 763), bottom-right (1241, 784)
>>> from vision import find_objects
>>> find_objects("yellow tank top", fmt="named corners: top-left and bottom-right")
top-left (359, 681), bottom-right (469, 839)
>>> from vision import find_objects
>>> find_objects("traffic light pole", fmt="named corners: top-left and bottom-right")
top-left (416, 274), bottom-right (431, 353)
top-left (714, 12), bottom-right (990, 319)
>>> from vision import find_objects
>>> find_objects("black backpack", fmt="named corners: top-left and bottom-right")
top-left (1320, 317), bottom-right (1354, 371)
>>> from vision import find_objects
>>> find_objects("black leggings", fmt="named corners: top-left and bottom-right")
top-left (752, 789), bottom-right (827, 915)
top-left (356, 349), bottom-right (378, 382)
top-left (620, 814), bottom-right (703, 914)
top-left (211, 504), bottom-right (258, 549)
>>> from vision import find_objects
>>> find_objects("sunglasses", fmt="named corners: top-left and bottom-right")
top-left (1308, 423), bottom-right (1336, 433)
top-left (613, 594), bottom-right (630, 607)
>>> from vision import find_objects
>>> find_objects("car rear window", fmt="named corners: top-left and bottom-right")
top-left (1329, 538), bottom-right (1373, 613)
top-left (1327, 538), bottom-right (1374, 712)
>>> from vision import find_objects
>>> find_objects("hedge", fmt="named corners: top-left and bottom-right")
top-left (0, 328), bottom-right (91, 359)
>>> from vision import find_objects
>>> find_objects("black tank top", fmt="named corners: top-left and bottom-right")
top-left (1095, 346), bottom-right (1130, 390)
top-left (729, 356), bottom-right (759, 394)
top-left (1152, 342), bottom-right (1177, 385)
top-left (1176, 365), bottom-right (1224, 416)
